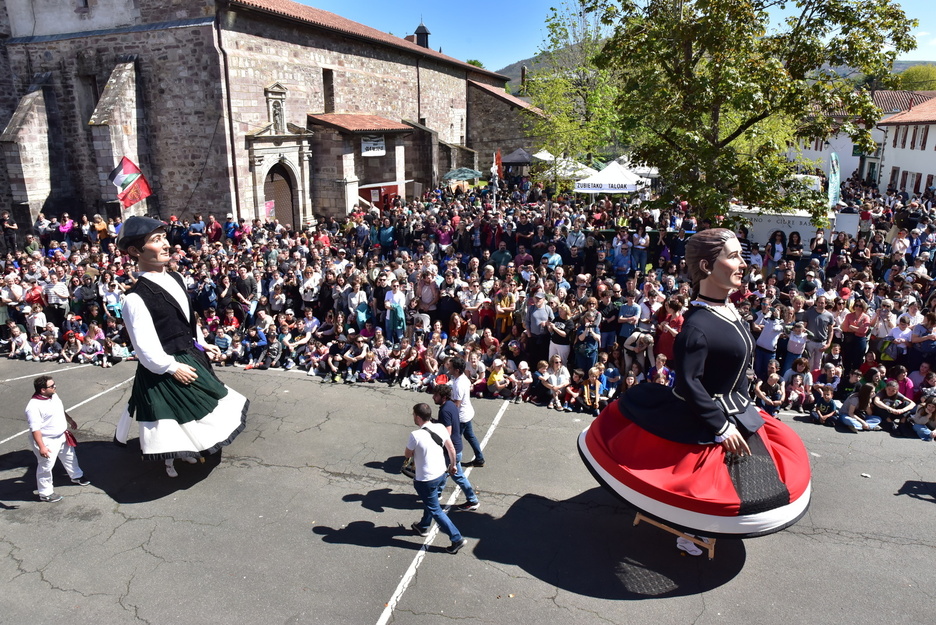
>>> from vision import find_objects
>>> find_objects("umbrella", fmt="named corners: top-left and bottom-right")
top-left (442, 167), bottom-right (483, 181)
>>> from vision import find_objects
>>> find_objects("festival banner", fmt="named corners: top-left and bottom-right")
top-left (827, 152), bottom-right (840, 209)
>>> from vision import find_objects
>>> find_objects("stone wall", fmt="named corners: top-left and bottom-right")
top-left (219, 6), bottom-right (475, 217)
top-left (310, 127), bottom-right (354, 216)
top-left (0, 74), bottom-right (76, 220)
top-left (0, 32), bottom-right (15, 214)
top-left (356, 140), bottom-right (395, 186)
top-left (88, 59), bottom-right (153, 217)
top-left (0, 87), bottom-right (53, 213)
top-left (415, 59), bottom-right (467, 145)
top-left (2, 0), bottom-right (215, 38)
top-left (1, 23), bottom-right (230, 220)
top-left (0, 0), bottom-right (524, 222)
top-left (137, 0), bottom-right (215, 26)
top-left (467, 82), bottom-right (539, 175)
top-left (402, 121), bottom-right (437, 194)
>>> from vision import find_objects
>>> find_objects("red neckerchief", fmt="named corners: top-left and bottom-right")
top-left (31, 393), bottom-right (50, 401)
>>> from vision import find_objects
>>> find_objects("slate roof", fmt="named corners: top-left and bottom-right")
top-left (231, 0), bottom-right (507, 81)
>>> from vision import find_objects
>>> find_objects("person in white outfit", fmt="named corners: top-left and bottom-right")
top-left (25, 375), bottom-right (89, 502)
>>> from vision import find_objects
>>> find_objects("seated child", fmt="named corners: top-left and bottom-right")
top-left (785, 373), bottom-right (810, 412)
top-left (563, 369), bottom-right (585, 412)
top-left (579, 366), bottom-right (608, 416)
top-left (358, 350), bottom-right (379, 382)
top-left (508, 361), bottom-right (533, 404)
top-left (756, 373), bottom-right (784, 417)
top-left (527, 360), bottom-right (552, 406)
top-left (810, 384), bottom-right (838, 426)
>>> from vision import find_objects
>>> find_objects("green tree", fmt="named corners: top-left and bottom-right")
top-left (466, 59), bottom-right (485, 68)
top-left (585, 0), bottom-right (918, 222)
top-left (896, 64), bottom-right (936, 91)
top-left (525, 1), bottom-right (621, 170)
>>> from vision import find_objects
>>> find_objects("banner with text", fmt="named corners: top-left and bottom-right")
top-left (361, 135), bottom-right (385, 157)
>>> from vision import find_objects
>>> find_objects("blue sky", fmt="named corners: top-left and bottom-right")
top-left (300, 0), bottom-right (935, 72)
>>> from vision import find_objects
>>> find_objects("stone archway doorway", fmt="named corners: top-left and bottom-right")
top-left (263, 163), bottom-right (296, 227)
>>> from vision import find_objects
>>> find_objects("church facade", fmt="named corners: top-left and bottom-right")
top-left (0, 0), bottom-right (538, 228)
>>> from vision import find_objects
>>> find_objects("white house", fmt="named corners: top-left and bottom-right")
top-left (877, 96), bottom-right (936, 196)
top-left (791, 90), bottom-right (936, 185)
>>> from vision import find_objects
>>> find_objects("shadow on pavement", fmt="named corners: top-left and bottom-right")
top-left (343, 487), bottom-right (420, 513)
top-left (312, 520), bottom-right (432, 552)
top-left (896, 480), bottom-right (936, 504)
top-left (365, 455), bottom-right (408, 476)
top-left (458, 488), bottom-right (746, 599)
top-left (0, 439), bottom-right (223, 506)
top-left (313, 485), bottom-right (746, 597)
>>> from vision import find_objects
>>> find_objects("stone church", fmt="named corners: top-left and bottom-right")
top-left (0, 0), bottom-right (539, 227)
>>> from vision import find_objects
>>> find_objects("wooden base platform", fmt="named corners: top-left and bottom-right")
top-left (633, 512), bottom-right (717, 559)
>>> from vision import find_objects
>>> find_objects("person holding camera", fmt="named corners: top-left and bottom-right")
top-left (574, 310), bottom-right (601, 372)
top-left (753, 300), bottom-right (785, 381)
top-left (405, 402), bottom-right (466, 554)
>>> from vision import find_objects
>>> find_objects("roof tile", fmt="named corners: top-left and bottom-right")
top-left (231, 0), bottom-right (506, 80)
top-left (468, 80), bottom-right (544, 117)
top-left (307, 114), bottom-right (411, 133)
top-left (878, 96), bottom-right (936, 125)
top-left (874, 90), bottom-right (936, 114)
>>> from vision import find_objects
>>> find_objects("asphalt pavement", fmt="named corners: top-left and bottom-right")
top-left (0, 360), bottom-right (933, 625)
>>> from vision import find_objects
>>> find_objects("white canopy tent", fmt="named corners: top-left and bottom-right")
top-left (615, 155), bottom-right (659, 179)
top-left (552, 159), bottom-right (598, 180)
top-left (532, 150), bottom-right (598, 179)
top-left (574, 161), bottom-right (651, 194)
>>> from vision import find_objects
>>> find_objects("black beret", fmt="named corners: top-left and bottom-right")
top-left (117, 216), bottom-right (166, 251)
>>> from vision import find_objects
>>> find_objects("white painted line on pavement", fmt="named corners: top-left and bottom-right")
top-left (375, 399), bottom-right (511, 625)
top-left (1, 364), bottom-right (91, 383)
top-left (0, 430), bottom-right (27, 447)
top-left (0, 375), bottom-right (134, 448)
top-left (65, 375), bottom-right (135, 411)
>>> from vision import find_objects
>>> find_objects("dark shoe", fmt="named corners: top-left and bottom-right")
top-left (472, 459), bottom-right (485, 468)
top-left (39, 493), bottom-right (63, 503)
top-left (411, 522), bottom-right (429, 537)
top-left (71, 476), bottom-right (91, 486)
top-left (446, 538), bottom-right (467, 554)
top-left (456, 501), bottom-right (480, 512)
top-left (461, 459), bottom-right (475, 467)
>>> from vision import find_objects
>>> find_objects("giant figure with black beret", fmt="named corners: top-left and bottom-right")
top-left (114, 216), bottom-right (248, 477)
top-left (579, 228), bottom-right (811, 547)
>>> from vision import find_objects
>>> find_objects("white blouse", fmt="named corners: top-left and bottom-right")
top-left (122, 271), bottom-right (207, 376)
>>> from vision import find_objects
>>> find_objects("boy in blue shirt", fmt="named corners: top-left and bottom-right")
top-left (617, 290), bottom-right (640, 341)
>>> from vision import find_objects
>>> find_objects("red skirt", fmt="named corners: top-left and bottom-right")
top-left (578, 401), bottom-right (811, 538)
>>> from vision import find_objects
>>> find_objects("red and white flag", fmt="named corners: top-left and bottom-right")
top-left (108, 157), bottom-right (153, 209)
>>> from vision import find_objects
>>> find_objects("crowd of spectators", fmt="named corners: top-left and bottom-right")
top-left (1, 174), bottom-right (935, 440)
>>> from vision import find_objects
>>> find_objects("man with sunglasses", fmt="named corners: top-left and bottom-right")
top-left (26, 376), bottom-right (89, 502)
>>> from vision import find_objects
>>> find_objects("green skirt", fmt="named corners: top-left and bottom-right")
top-left (128, 349), bottom-right (227, 424)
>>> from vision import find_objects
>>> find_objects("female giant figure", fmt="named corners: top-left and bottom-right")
top-left (114, 217), bottom-right (248, 478)
top-left (578, 228), bottom-right (811, 538)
